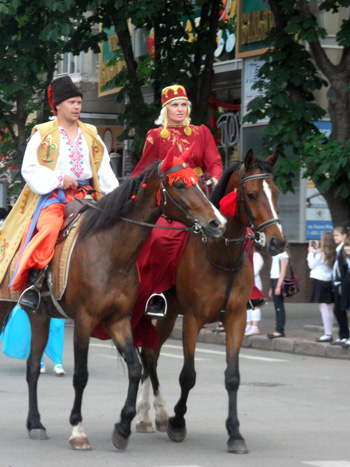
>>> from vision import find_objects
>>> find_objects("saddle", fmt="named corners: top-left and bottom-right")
top-left (4, 199), bottom-right (94, 303)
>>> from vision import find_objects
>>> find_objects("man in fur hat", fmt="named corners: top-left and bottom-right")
top-left (2, 76), bottom-right (119, 312)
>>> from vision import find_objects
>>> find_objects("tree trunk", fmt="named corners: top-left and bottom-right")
top-left (190, 1), bottom-right (221, 124)
top-left (114, 19), bottom-right (144, 107)
top-left (322, 188), bottom-right (350, 228)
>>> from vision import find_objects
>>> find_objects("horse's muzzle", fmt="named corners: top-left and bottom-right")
top-left (268, 235), bottom-right (286, 256)
top-left (204, 218), bottom-right (226, 239)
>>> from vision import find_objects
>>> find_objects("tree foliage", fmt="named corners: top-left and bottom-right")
top-left (0, 0), bottom-right (97, 173)
top-left (84, 0), bottom-right (225, 155)
top-left (243, 0), bottom-right (350, 225)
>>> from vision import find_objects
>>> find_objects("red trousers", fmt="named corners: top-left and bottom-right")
top-left (11, 187), bottom-right (89, 292)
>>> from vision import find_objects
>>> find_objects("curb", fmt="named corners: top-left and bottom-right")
top-left (170, 326), bottom-right (350, 360)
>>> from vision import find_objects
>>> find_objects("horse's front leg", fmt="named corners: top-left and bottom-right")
top-left (167, 313), bottom-right (200, 443)
top-left (106, 316), bottom-right (142, 450)
top-left (27, 310), bottom-right (50, 440)
top-left (224, 309), bottom-right (249, 454)
top-left (69, 317), bottom-right (92, 451)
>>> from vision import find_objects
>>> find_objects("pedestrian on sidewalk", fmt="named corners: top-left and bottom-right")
top-left (331, 226), bottom-right (349, 346)
top-left (307, 232), bottom-right (336, 343)
top-left (339, 237), bottom-right (350, 349)
top-left (267, 250), bottom-right (288, 339)
top-left (245, 245), bottom-right (264, 336)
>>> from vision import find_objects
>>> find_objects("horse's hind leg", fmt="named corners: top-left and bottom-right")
top-left (136, 347), bottom-right (168, 433)
top-left (26, 310), bottom-right (50, 440)
top-left (106, 317), bottom-right (142, 450)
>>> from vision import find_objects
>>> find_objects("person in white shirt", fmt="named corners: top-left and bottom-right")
top-left (10, 76), bottom-right (119, 312)
top-left (245, 246), bottom-right (264, 336)
top-left (307, 231), bottom-right (336, 342)
top-left (267, 250), bottom-right (288, 338)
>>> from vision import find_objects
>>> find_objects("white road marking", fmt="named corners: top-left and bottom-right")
top-left (155, 465), bottom-right (203, 467)
top-left (302, 462), bottom-right (350, 467)
top-left (90, 342), bottom-right (288, 362)
top-left (163, 344), bottom-right (288, 362)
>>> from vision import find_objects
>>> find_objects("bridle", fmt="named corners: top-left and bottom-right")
top-left (119, 161), bottom-right (205, 234)
top-left (203, 163), bottom-right (282, 318)
top-left (236, 163), bottom-right (282, 247)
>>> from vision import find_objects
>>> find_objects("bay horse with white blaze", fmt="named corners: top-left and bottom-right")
top-left (136, 150), bottom-right (286, 453)
top-left (0, 147), bottom-right (226, 451)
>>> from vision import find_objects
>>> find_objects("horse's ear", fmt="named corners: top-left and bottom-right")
top-left (265, 152), bottom-right (278, 166)
top-left (244, 149), bottom-right (255, 170)
top-left (161, 146), bottom-right (175, 173)
top-left (180, 143), bottom-right (194, 164)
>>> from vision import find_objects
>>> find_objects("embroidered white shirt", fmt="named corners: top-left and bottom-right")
top-left (22, 127), bottom-right (119, 195)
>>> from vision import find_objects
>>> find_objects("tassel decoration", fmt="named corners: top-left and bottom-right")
top-left (47, 85), bottom-right (57, 116)
top-left (219, 189), bottom-right (238, 217)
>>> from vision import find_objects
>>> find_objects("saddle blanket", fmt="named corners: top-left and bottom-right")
top-left (0, 217), bottom-right (81, 303)
top-left (91, 217), bottom-right (190, 347)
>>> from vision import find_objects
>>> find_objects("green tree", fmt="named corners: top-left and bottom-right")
top-left (0, 0), bottom-right (99, 176)
top-left (243, 0), bottom-right (350, 226)
top-left (85, 0), bottom-right (226, 155)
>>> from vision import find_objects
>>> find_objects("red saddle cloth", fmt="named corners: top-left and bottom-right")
top-left (90, 221), bottom-right (264, 347)
top-left (91, 216), bottom-right (189, 347)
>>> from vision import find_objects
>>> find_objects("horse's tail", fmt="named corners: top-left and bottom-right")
top-left (1, 311), bottom-right (10, 335)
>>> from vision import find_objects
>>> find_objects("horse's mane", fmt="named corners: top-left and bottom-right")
top-left (79, 161), bottom-right (160, 239)
top-left (210, 158), bottom-right (273, 209)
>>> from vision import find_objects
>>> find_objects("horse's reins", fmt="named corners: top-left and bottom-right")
top-left (119, 162), bottom-right (205, 235)
top-left (204, 163), bottom-right (282, 319)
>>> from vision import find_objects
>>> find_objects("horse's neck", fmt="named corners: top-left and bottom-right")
top-left (103, 197), bottom-right (162, 269)
top-left (206, 217), bottom-right (247, 267)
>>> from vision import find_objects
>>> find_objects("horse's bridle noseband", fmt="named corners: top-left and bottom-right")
top-left (238, 164), bottom-right (282, 246)
top-left (157, 162), bottom-right (203, 233)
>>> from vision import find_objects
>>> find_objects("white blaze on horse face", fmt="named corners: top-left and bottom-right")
top-left (195, 184), bottom-right (227, 227)
top-left (262, 180), bottom-right (283, 233)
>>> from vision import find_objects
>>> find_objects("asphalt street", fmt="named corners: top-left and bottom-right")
top-left (0, 325), bottom-right (349, 467)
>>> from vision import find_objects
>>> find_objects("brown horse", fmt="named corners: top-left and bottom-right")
top-left (0, 149), bottom-right (226, 451)
top-left (136, 150), bottom-right (286, 453)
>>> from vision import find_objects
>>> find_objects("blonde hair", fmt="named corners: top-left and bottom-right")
top-left (154, 100), bottom-right (192, 126)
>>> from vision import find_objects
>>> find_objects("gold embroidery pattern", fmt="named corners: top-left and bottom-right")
top-left (41, 134), bottom-right (57, 163)
top-left (0, 236), bottom-right (9, 264)
top-left (20, 187), bottom-right (30, 214)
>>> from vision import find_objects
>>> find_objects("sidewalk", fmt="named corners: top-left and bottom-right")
top-left (170, 302), bottom-right (350, 360)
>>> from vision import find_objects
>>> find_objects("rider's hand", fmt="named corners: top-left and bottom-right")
top-left (63, 175), bottom-right (78, 190)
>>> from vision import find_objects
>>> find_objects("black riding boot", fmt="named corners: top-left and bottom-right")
top-left (145, 293), bottom-right (167, 319)
top-left (18, 269), bottom-right (41, 312)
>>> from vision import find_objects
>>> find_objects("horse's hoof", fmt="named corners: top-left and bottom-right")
top-left (167, 420), bottom-right (186, 442)
top-left (112, 428), bottom-right (129, 450)
top-left (227, 438), bottom-right (249, 454)
top-left (28, 429), bottom-right (49, 440)
top-left (135, 421), bottom-right (155, 433)
top-left (69, 437), bottom-right (92, 450)
top-left (155, 419), bottom-right (168, 432)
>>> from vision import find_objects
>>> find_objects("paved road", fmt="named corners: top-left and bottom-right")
top-left (0, 325), bottom-right (349, 467)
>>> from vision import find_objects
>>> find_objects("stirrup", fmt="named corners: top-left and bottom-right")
top-left (18, 285), bottom-right (41, 313)
top-left (247, 298), bottom-right (267, 310)
top-left (145, 293), bottom-right (167, 319)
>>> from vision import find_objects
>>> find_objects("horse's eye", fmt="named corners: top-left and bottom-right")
top-left (247, 193), bottom-right (257, 201)
top-left (174, 181), bottom-right (186, 189)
